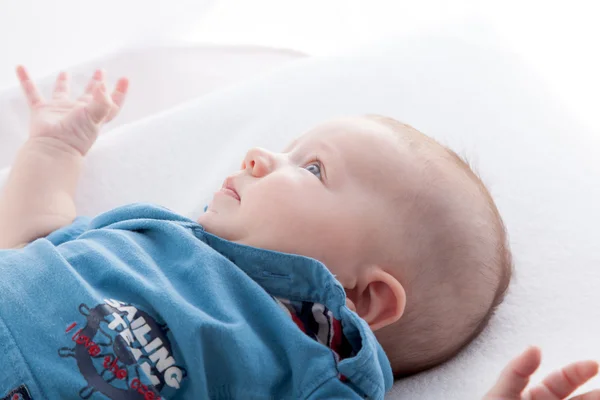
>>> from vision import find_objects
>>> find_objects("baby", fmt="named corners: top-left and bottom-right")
top-left (198, 113), bottom-right (512, 377)
top-left (0, 67), bottom-right (598, 400)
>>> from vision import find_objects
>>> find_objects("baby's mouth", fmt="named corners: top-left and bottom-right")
top-left (219, 187), bottom-right (240, 201)
top-left (219, 177), bottom-right (241, 201)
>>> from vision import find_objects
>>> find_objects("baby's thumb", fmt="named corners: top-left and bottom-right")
top-left (85, 83), bottom-right (111, 124)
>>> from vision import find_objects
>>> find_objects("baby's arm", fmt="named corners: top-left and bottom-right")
top-left (0, 66), bottom-right (128, 248)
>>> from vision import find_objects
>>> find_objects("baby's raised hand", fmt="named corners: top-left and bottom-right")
top-left (484, 347), bottom-right (600, 400)
top-left (16, 65), bottom-right (129, 156)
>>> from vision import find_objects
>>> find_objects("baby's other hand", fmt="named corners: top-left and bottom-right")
top-left (16, 66), bottom-right (129, 156)
top-left (483, 346), bottom-right (600, 400)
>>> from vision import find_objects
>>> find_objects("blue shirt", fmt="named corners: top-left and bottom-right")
top-left (0, 203), bottom-right (393, 399)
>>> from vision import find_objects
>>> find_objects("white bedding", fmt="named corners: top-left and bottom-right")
top-left (1, 33), bottom-right (599, 399)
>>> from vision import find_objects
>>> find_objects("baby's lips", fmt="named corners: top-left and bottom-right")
top-left (222, 176), bottom-right (241, 200)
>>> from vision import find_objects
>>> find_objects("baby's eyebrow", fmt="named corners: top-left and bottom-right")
top-left (286, 139), bottom-right (336, 167)
top-left (311, 141), bottom-right (335, 158)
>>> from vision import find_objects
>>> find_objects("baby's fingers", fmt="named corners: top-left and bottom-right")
top-left (79, 69), bottom-right (105, 102)
top-left (104, 77), bottom-right (129, 123)
top-left (52, 71), bottom-right (70, 99)
top-left (525, 360), bottom-right (599, 400)
top-left (84, 83), bottom-right (112, 124)
top-left (484, 347), bottom-right (542, 399)
top-left (111, 77), bottom-right (128, 108)
top-left (15, 65), bottom-right (44, 107)
top-left (570, 389), bottom-right (600, 400)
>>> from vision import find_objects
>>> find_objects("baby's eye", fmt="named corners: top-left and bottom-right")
top-left (304, 162), bottom-right (322, 180)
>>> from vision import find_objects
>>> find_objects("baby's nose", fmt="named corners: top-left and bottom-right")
top-left (242, 147), bottom-right (274, 177)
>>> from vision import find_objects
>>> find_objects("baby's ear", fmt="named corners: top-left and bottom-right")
top-left (345, 267), bottom-right (406, 331)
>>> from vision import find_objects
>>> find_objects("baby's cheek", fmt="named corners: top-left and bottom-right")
top-left (246, 182), bottom-right (298, 212)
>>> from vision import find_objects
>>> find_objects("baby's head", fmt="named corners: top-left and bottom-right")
top-left (197, 115), bottom-right (512, 377)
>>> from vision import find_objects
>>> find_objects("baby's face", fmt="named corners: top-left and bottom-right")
top-left (197, 116), bottom-right (405, 287)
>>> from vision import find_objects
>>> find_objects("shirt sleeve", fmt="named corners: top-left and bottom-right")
top-left (306, 377), bottom-right (365, 400)
top-left (44, 216), bottom-right (91, 246)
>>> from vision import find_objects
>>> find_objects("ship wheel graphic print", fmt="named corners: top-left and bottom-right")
top-left (58, 300), bottom-right (187, 399)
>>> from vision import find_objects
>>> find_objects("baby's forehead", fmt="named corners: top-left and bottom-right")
top-left (287, 118), bottom-right (442, 206)
top-left (287, 117), bottom-right (401, 157)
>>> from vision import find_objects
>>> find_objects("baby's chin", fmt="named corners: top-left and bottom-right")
top-left (196, 211), bottom-right (235, 241)
top-left (196, 210), bottom-right (214, 228)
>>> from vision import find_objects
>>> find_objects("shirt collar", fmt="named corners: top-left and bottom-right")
top-left (192, 225), bottom-right (394, 398)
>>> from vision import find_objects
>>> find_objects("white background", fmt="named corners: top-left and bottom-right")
top-left (0, 0), bottom-right (599, 131)
top-left (1, 1), bottom-right (600, 397)
top-left (190, 0), bottom-right (600, 132)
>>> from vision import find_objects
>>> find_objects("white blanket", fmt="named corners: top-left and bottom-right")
top-left (1, 34), bottom-right (599, 399)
